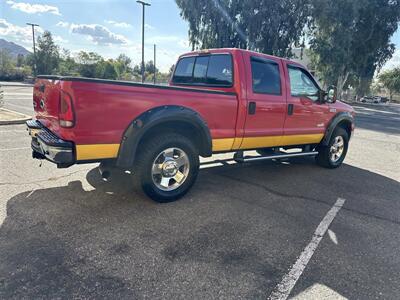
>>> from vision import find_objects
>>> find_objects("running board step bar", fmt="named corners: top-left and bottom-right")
top-left (234, 151), bottom-right (318, 163)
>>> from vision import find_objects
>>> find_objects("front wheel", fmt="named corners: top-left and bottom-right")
top-left (316, 127), bottom-right (349, 168)
top-left (132, 133), bottom-right (199, 203)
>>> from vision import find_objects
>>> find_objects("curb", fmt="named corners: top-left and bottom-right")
top-left (0, 108), bottom-right (31, 125)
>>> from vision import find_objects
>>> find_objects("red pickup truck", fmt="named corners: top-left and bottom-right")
top-left (27, 48), bottom-right (354, 202)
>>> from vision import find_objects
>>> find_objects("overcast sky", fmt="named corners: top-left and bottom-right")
top-left (1, 0), bottom-right (399, 72)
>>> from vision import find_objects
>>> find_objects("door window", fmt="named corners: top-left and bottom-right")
top-left (251, 57), bottom-right (281, 95)
top-left (288, 67), bottom-right (319, 101)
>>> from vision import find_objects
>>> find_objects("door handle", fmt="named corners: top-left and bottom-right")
top-left (248, 102), bottom-right (256, 115)
top-left (288, 104), bottom-right (294, 115)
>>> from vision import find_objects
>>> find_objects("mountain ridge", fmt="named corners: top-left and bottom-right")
top-left (0, 39), bottom-right (31, 57)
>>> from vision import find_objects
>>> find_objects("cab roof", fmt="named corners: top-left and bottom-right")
top-left (178, 48), bottom-right (305, 68)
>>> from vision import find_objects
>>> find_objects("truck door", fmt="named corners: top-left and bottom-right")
top-left (240, 54), bottom-right (287, 149)
top-left (282, 63), bottom-right (330, 144)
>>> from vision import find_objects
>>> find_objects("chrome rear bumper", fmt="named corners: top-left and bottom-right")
top-left (26, 120), bottom-right (75, 168)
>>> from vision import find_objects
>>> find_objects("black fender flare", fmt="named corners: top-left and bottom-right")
top-left (321, 112), bottom-right (354, 145)
top-left (116, 105), bottom-right (212, 168)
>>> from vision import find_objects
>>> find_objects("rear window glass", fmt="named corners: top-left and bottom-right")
top-left (193, 56), bottom-right (209, 83)
top-left (173, 56), bottom-right (195, 83)
top-left (172, 54), bottom-right (233, 86)
top-left (251, 57), bottom-right (281, 95)
top-left (207, 55), bottom-right (233, 86)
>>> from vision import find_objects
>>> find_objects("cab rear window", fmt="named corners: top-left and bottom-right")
top-left (172, 54), bottom-right (233, 87)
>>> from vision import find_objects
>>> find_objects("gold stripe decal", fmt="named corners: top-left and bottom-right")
top-left (76, 134), bottom-right (323, 160)
top-left (212, 138), bottom-right (235, 152)
top-left (76, 144), bottom-right (120, 160)
top-left (280, 134), bottom-right (324, 146)
top-left (212, 134), bottom-right (324, 151)
top-left (239, 135), bottom-right (282, 149)
top-left (239, 133), bottom-right (324, 149)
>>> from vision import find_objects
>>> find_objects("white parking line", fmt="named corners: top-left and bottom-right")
top-left (269, 197), bottom-right (346, 300)
top-left (5, 103), bottom-right (32, 110)
top-left (4, 93), bottom-right (32, 96)
top-left (0, 147), bottom-right (30, 151)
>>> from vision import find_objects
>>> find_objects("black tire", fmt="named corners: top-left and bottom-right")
top-left (132, 133), bottom-right (199, 203)
top-left (316, 127), bottom-right (349, 168)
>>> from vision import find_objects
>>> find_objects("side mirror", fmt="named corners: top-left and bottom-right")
top-left (317, 90), bottom-right (327, 103)
top-left (326, 86), bottom-right (337, 103)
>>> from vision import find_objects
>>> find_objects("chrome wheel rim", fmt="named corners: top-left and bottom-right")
top-left (151, 147), bottom-right (190, 191)
top-left (330, 136), bottom-right (345, 163)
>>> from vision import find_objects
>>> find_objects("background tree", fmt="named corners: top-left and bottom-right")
top-left (0, 38), bottom-right (172, 82)
top-left (370, 80), bottom-right (383, 96)
top-left (351, 0), bottom-right (400, 97)
top-left (76, 51), bottom-right (104, 78)
top-left (143, 60), bottom-right (158, 81)
top-left (101, 60), bottom-right (118, 80)
top-left (0, 50), bottom-right (15, 80)
top-left (35, 31), bottom-right (60, 75)
top-left (16, 54), bottom-right (24, 67)
top-left (378, 68), bottom-right (400, 102)
top-left (145, 60), bottom-right (158, 74)
top-left (175, 0), bottom-right (312, 57)
top-left (309, 0), bottom-right (400, 97)
top-left (0, 50), bottom-right (31, 81)
top-left (115, 54), bottom-right (132, 74)
top-left (133, 64), bottom-right (141, 74)
top-left (59, 49), bottom-right (78, 76)
top-left (308, 0), bottom-right (358, 93)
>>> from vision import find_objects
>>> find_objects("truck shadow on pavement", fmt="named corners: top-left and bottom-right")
top-left (1, 159), bottom-right (399, 299)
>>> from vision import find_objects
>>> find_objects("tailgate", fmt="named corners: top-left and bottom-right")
top-left (33, 77), bottom-right (61, 134)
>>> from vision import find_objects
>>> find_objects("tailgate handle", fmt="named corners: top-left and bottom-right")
top-left (248, 102), bottom-right (256, 115)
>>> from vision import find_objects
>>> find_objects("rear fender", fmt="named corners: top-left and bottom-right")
top-left (116, 106), bottom-right (212, 168)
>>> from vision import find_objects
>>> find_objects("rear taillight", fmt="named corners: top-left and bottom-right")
top-left (59, 91), bottom-right (75, 128)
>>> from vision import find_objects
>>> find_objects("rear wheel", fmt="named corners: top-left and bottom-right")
top-left (132, 133), bottom-right (199, 203)
top-left (316, 127), bottom-right (349, 168)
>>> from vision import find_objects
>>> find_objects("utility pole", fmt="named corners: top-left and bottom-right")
top-left (26, 23), bottom-right (39, 77)
top-left (136, 0), bottom-right (151, 83)
top-left (153, 44), bottom-right (156, 84)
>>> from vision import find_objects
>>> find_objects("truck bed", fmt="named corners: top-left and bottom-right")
top-left (34, 76), bottom-right (239, 149)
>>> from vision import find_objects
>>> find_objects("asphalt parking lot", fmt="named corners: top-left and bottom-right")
top-left (1, 85), bottom-right (400, 299)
